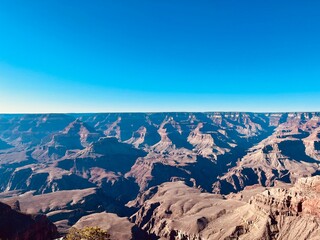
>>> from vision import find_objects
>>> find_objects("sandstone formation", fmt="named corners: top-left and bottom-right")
top-left (0, 112), bottom-right (320, 239)
top-left (73, 212), bottom-right (134, 240)
top-left (132, 177), bottom-right (320, 240)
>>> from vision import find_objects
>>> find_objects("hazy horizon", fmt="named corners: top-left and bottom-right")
top-left (1, 1), bottom-right (320, 113)
top-left (1, 111), bottom-right (320, 115)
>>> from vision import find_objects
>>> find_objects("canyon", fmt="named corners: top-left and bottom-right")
top-left (0, 112), bottom-right (320, 239)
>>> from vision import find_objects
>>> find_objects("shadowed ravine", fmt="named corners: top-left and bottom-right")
top-left (1, 112), bottom-right (320, 239)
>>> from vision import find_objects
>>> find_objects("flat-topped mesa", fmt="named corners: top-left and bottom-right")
top-left (2, 112), bottom-right (320, 196)
top-left (250, 176), bottom-right (320, 217)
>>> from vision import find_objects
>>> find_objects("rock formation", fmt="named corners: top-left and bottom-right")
top-left (131, 176), bottom-right (320, 240)
top-left (0, 112), bottom-right (320, 239)
top-left (0, 201), bottom-right (58, 240)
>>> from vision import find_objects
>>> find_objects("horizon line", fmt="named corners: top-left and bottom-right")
top-left (1, 111), bottom-right (320, 115)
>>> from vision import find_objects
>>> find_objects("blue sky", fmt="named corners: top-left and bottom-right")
top-left (0, 0), bottom-right (320, 113)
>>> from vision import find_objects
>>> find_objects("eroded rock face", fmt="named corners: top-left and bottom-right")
top-left (1, 113), bottom-right (320, 239)
top-left (2, 188), bottom-right (129, 234)
top-left (132, 177), bottom-right (320, 240)
top-left (213, 115), bottom-right (320, 194)
top-left (247, 176), bottom-right (320, 240)
top-left (73, 212), bottom-right (138, 240)
top-left (251, 176), bottom-right (320, 217)
top-left (1, 112), bottom-right (319, 198)
top-left (0, 201), bottom-right (58, 240)
top-left (131, 181), bottom-right (250, 239)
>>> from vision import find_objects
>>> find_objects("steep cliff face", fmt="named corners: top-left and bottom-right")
top-left (2, 188), bottom-right (130, 234)
top-left (248, 176), bottom-right (320, 240)
top-left (1, 112), bottom-right (319, 197)
top-left (0, 112), bottom-right (275, 199)
top-left (131, 181), bottom-right (246, 240)
top-left (131, 176), bottom-right (320, 240)
top-left (213, 114), bottom-right (320, 194)
top-left (0, 201), bottom-right (58, 240)
top-left (1, 112), bottom-right (320, 239)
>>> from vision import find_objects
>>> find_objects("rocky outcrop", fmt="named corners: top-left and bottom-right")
top-left (0, 201), bottom-right (58, 240)
top-left (132, 177), bottom-right (320, 240)
top-left (73, 212), bottom-right (136, 240)
top-left (1, 112), bottom-right (320, 239)
top-left (2, 187), bottom-right (130, 234)
top-left (247, 176), bottom-right (320, 240)
top-left (131, 181), bottom-right (249, 239)
top-left (213, 115), bottom-right (320, 194)
top-left (250, 176), bottom-right (320, 216)
top-left (1, 112), bottom-right (319, 197)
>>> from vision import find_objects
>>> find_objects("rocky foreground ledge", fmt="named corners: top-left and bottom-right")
top-left (0, 201), bottom-right (58, 240)
top-left (129, 176), bottom-right (320, 240)
top-left (1, 176), bottom-right (320, 240)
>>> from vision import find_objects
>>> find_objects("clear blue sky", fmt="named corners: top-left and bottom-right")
top-left (0, 0), bottom-right (319, 113)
